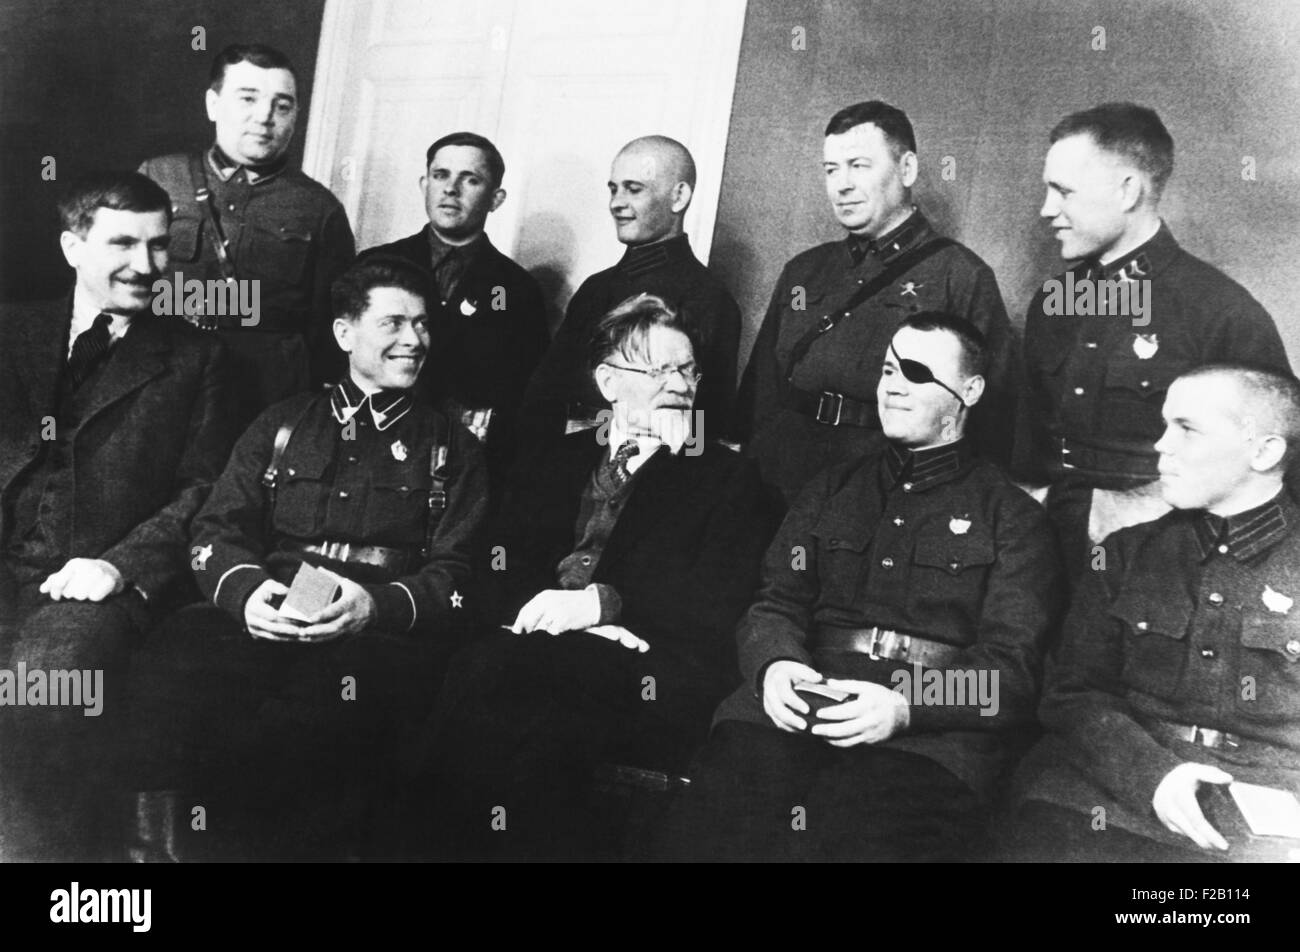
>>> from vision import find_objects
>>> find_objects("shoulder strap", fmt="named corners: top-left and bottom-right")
top-left (187, 152), bottom-right (238, 281)
top-left (783, 237), bottom-right (956, 382)
top-left (260, 399), bottom-right (317, 533)
top-left (423, 414), bottom-right (451, 559)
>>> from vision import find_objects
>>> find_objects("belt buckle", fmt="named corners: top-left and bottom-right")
top-left (866, 627), bottom-right (884, 660)
top-left (1190, 725), bottom-right (1238, 750)
top-left (815, 391), bottom-right (843, 426)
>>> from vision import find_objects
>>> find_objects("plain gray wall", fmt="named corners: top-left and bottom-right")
top-left (713, 0), bottom-right (1300, 376)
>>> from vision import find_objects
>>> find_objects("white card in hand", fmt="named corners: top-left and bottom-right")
top-left (1229, 781), bottom-right (1300, 839)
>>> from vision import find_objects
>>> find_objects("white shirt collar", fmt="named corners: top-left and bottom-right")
top-left (68, 288), bottom-right (133, 359)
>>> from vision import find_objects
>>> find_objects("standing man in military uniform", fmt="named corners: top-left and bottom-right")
top-left (123, 256), bottom-right (487, 860)
top-left (140, 43), bottom-right (356, 425)
top-left (1011, 365), bottom-right (1300, 862)
top-left (363, 132), bottom-right (549, 487)
top-left (652, 314), bottom-right (1061, 862)
top-left (737, 101), bottom-right (1019, 508)
top-left (1016, 103), bottom-right (1290, 582)
top-left (522, 135), bottom-right (742, 442)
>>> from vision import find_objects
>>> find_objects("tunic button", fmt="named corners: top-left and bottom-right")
top-left (902, 482), bottom-right (914, 491)
top-left (1136, 621), bottom-right (1149, 632)
top-left (1217, 544), bottom-right (1229, 555)
top-left (581, 556), bottom-right (592, 566)
top-left (881, 557), bottom-right (894, 569)
top-left (1200, 648), bottom-right (1216, 659)
top-left (1287, 640), bottom-right (1300, 656)
top-left (227, 203), bottom-right (235, 211)
top-left (1085, 341), bottom-right (1098, 349)
top-left (893, 517), bottom-right (904, 526)
top-left (338, 491), bottom-right (349, 499)
top-left (1073, 387), bottom-right (1085, 396)
top-left (287, 467), bottom-right (296, 476)
top-left (1139, 380), bottom-right (1150, 389)
top-left (1207, 592), bottom-right (1224, 607)
top-left (347, 456), bottom-right (358, 464)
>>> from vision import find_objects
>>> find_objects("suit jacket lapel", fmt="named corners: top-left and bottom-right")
top-left (598, 447), bottom-right (687, 571)
top-left (77, 314), bottom-right (170, 425)
top-left (14, 296), bottom-right (73, 420)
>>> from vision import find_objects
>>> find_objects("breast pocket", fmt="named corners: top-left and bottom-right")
top-left (811, 525), bottom-right (873, 614)
top-left (1236, 614), bottom-right (1300, 720)
top-left (365, 458), bottom-right (433, 545)
top-left (1107, 584), bottom-right (1192, 701)
top-left (908, 527), bottom-right (996, 633)
top-left (274, 452), bottom-right (330, 539)
top-left (244, 223), bottom-right (313, 286)
top-left (168, 215), bottom-right (203, 264)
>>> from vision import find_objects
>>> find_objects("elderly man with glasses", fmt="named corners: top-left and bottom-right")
top-left (650, 312), bottom-right (1063, 862)
top-left (412, 293), bottom-right (778, 861)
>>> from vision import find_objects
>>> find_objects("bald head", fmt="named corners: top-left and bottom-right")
top-left (608, 135), bottom-right (696, 245)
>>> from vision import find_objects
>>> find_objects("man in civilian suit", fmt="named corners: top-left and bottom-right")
top-left (0, 171), bottom-right (234, 860)
top-left (417, 293), bottom-right (776, 860)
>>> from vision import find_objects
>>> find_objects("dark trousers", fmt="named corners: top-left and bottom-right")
top-left (648, 719), bottom-right (986, 862)
top-left (0, 575), bottom-right (148, 861)
top-left (1005, 800), bottom-right (1299, 863)
top-left (124, 602), bottom-right (455, 858)
top-left (418, 629), bottom-right (727, 861)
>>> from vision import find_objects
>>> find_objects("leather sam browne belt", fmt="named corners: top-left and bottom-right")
top-left (814, 624), bottom-right (964, 666)
top-left (787, 387), bottom-right (878, 428)
top-left (293, 540), bottom-right (412, 572)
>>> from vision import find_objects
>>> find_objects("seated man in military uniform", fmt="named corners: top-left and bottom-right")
top-left (123, 256), bottom-right (488, 860)
top-left (1011, 364), bottom-right (1300, 863)
top-left (651, 313), bottom-right (1062, 862)
top-left (416, 293), bottom-right (775, 861)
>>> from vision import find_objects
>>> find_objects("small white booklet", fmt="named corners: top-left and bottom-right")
top-left (1229, 782), bottom-right (1300, 839)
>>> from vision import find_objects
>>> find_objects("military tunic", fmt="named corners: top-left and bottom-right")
top-left (653, 440), bottom-right (1062, 861)
top-left (1015, 491), bottom-right (1300, 859)
top-left (737, 211), bottom-right (1020, 507)
top-left (1017, 223), bottom-right (1290, 488)
top-left (124, 381), bottom-right (489, 855)
top-left (140, 147), bottom-right (356, 421)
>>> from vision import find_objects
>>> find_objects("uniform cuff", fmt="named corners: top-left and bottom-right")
top-left (213, 564), bottom-right (271, 621)
top-left (368, 581), bottom-right (417, 633)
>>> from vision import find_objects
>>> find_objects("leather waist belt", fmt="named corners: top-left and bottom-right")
top-left (1054, 437), bottom-right (1158, 486)
top-left (294, 540), bottom-right (412, 572)
top-left (813, 625), bottom-right (963, 666)
top-left (787, 387), bottom-right (878, 428)
top-left (1141, 716), bottom-right (1300, 767)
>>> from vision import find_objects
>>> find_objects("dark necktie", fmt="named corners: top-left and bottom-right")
top-left (67, 313), bottom-right (113, 390)
top-left (433, 247), bottom-right (463, 302)
top-left (608, 439), bottom-right (641, 487)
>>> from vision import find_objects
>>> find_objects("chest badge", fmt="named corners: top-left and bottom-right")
top-left (949, 516), bottom-right (971, 535)
top-left (900, 281), bottom-right (924, 298)
top-left (460, 298), bottom-right (478, 317)
top-left (390, 439), bottom-right (409, 462)
top-left (1262, 584), bottom-right (1293, 615)
top-left (1132, 333), bottom-right (1159, 359)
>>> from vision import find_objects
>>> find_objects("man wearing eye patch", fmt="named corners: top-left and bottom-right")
top-left (650, 312), bottom-right (1061, 861)
top-left (736, 100), bottom-right (1021, 508)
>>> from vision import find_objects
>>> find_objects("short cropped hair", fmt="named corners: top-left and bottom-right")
top-left (210, 43), bottom-right (299, 91)
top-left (425, 132), bottom-right (506, 188)
top-left (58, 171), bottom-right (172, 236)
top-left (1177, 364), bottom-right (1300, 467)
top-left (331, 255), bottom-right (431, 323)
top-left (824, 101), bottom-right (917, 157)
top-left (898, 311), bottom-right (989, 378)
top-left (588, 293), bottom-right (699, 373)
top-left (1050, 102), bottom-right (1174, 199)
